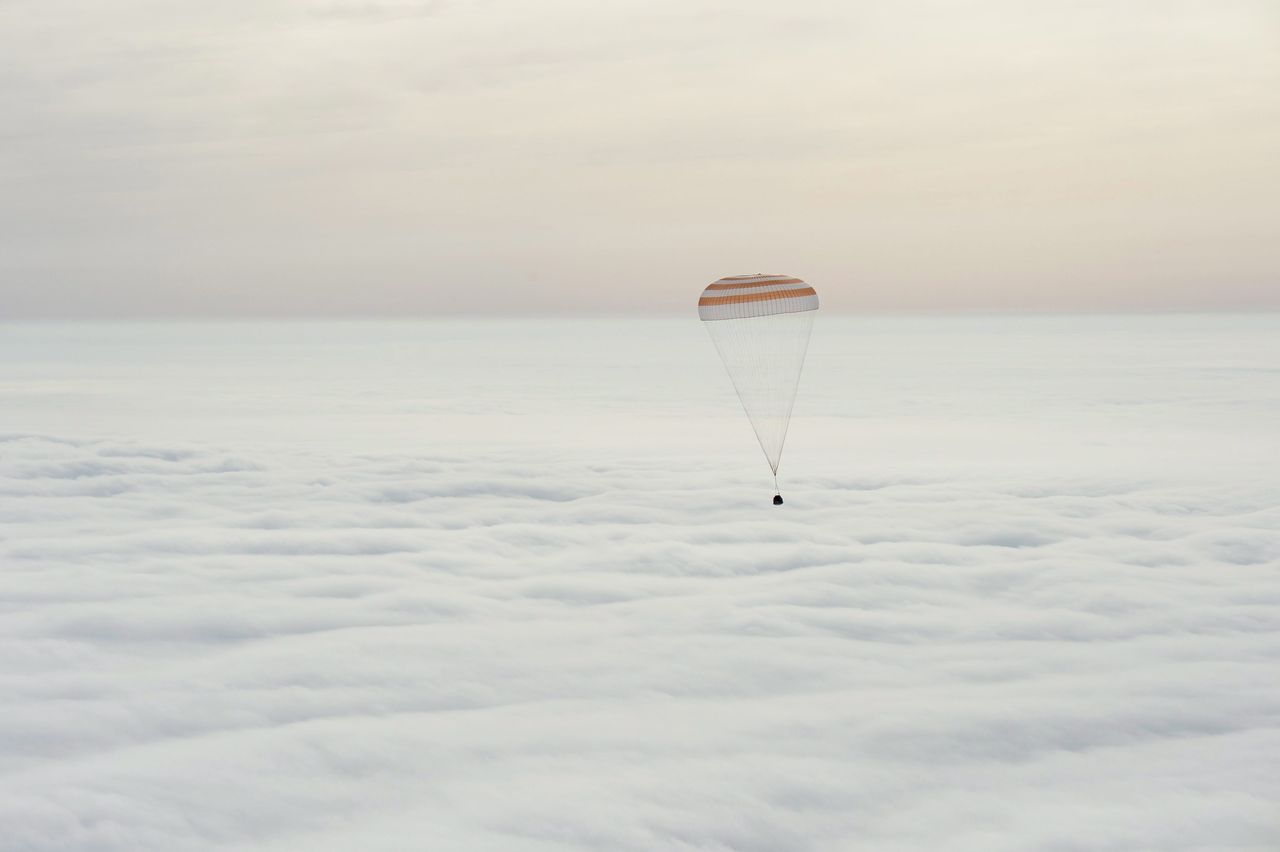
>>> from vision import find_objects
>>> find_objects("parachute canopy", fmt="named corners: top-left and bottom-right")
top-left (697, 274), bottom-right (819, 322)
top-left (699, 274), bottom-right (819, 499)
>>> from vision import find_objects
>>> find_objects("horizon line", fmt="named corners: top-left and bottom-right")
top-left (3, 307), bottom-right (1279, 323)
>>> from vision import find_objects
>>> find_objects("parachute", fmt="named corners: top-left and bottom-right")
top-left (698, 273), bottom-right (819, 504)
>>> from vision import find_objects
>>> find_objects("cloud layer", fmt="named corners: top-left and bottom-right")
top-left (1, 316), bottom-right (1278, 850)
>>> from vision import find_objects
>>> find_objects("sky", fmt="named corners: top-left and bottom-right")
top-left (2, 0), bottom-right (1278, 317)
top-left (2, 316), bottom-right (1278, 850)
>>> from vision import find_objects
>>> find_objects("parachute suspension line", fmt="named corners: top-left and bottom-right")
top-left (705, 310), bottom-right (814, 483)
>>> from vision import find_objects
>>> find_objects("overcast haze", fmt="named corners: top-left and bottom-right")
top-left (3, 0), bottom-right (1278, 317)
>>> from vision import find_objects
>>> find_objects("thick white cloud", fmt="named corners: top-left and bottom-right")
top-left (1, 316), bottom-right (1278, 850)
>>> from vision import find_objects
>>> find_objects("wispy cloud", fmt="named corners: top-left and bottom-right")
top-left (1, 0), bottom-right (1278, 316)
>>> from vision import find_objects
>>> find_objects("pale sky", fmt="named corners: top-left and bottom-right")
top-left (2, 0), bottom-right (1277, 317)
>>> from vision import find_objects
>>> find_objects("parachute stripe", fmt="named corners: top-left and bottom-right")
top-left (704, 277), bottom-right (806, 291)
top-left (699, 287), bottom-right (817, 306)
top-left (701, 282), bottom-right (814, 299)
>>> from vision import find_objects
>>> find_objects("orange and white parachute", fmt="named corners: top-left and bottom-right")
top-left (698, 274), bottom-right (819, 504)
